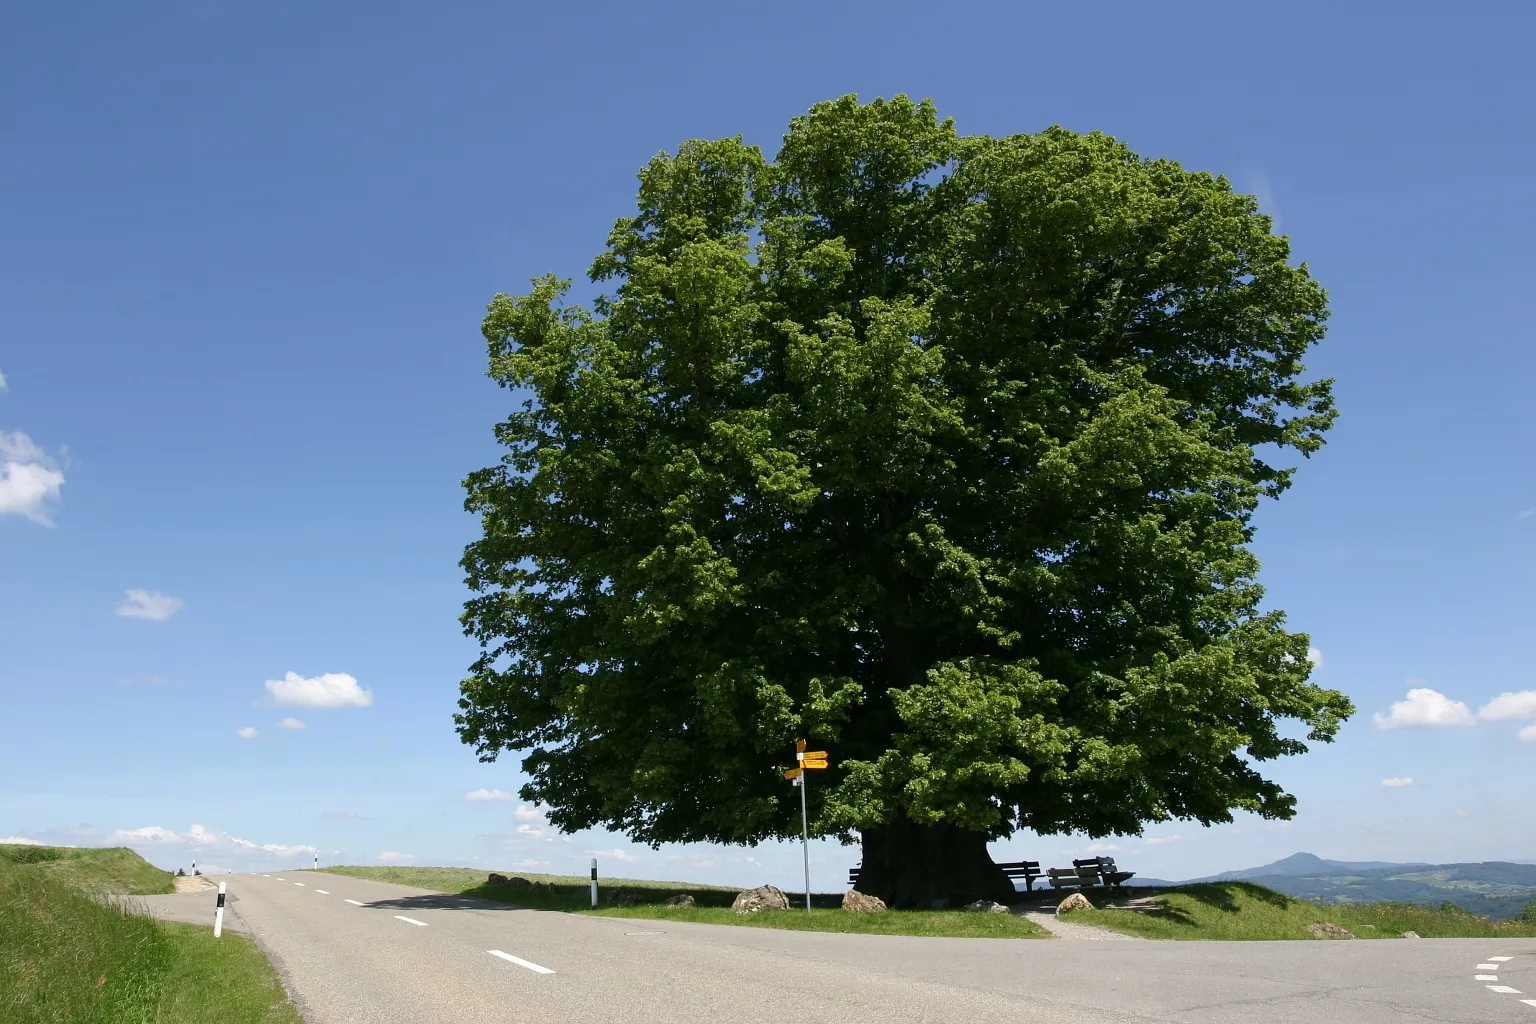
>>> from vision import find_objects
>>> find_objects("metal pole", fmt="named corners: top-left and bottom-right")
top-left (799, 774), bottom-right (810, 912)
top-left (314, 853), bottom-right (318, 871)
top-left (590, 858), bottom-right (598, 907)
top-left (213, 881), bottom-right (227, 938)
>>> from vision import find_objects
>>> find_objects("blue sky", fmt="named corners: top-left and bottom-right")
top-left (2, 1), bottom-right (1533, 885)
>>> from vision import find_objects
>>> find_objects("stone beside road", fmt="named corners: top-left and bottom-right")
top-left (843, 890), bottom-right (887, 913)
top-left (732, 884), bottom-right (791, 913)
top-left (1056, 892), bottom-right (1093, 913)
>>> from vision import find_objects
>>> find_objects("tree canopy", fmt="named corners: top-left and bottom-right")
top-left (456, 95), bottom-right (1354, 906)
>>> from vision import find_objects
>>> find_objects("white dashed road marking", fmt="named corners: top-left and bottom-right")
top-left (488, 950), bottom-right (554, 974)
top-left (1488, 986), bottom-right (1523, 994)
top-left (1480, 965), bottom-right (1501, 970)
top-left (1490, 957), bottom-right (1514, 962)
top-left (315, 889), bottom-right (329, 894)
top-left (294, 882), bottom-right (305, 886)
top-left (395, 915), bottom-right (428, 927)
top-left (1523, 1000), bottom-right (1536, 1008)
top-left (275, 877), bottom-right (286, 881)
top-left (345, 899), bottom-right (364, 906)
top-left (1478, 975), bottom-right (1500, 981)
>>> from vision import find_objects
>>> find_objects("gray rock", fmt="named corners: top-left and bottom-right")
top-left (962, 899), bottom-right (1011, 914)
top-left (1056, 892), bottom-right (1093, 913)
top-left (610, 887), bottom-right (643, 906)
top-left (731, 885), bottom-right (790, 913)
top-left (1400, 930), bottom-right (1421, 939)
top-left (842, 890), bottom-right (887, 914)
top-left (1307, 921), bottom-right (1355, 940)
top-left (487, 873), bottom-right (509, 885)
top-left (507, 876), bottom-right (533, 889)
top-left (662, 893), bottom-right (695, 908)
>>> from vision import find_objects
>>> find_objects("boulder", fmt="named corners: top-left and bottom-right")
top-left (731, 885), bottom-right (790, 913)
top-left (487, 873), bottom-right (509, 885)
top-left (610, 887), bottom-right (643, 906)
top-left (1400, 930), bottom-right (1421, 939)
top-left (842, 890), bottom-right (887, 914)
top-left (662, 893), bottom-right (696, 908)
top-left (1307, 921), bottom-right (1355, 940)
top-left (962, 900), bottom-right (1011, 914)
top-left (507, 876), bottom-right (533, 889)
top-left (1056, 892), bottom-right (1093, 914)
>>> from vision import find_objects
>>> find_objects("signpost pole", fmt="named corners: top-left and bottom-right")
top-left (213, 881), bottom-right (226, 938)
top-left (799, 771), bottom-right (810, 912)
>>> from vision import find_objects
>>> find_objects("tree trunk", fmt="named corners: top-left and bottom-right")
top-left (856, 817), bottom-right (1016, 909)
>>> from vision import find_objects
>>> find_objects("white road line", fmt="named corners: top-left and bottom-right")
top-left (1521, 999), bottom-right (1536, 1008)
top-left (345, 899), bottom-right (364, 906)
top-left (275, 877), bottom-right (286, 881)
top-left (1477, 975), bottom-right (1500, 981)
top-left (1480, 964), bottom-right (1501, 970)
top-left (1488, 986), bottom-right (1523, 994)
top-left (315, 889), bottom-right (329, 894)
top-left (395, 915), bottom-right (428, 927)
top-left (488, 950), bottom-right (555, 974)
top-left (294, 882), bottom-right (305, 886)
top-left (1491, 957), bottom-right (1514, 962)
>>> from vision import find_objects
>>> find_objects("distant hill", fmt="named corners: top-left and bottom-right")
top-left (1140, 852), bottom-right (1536, 919)
top-left (0, 843), bottom-right (174, 895)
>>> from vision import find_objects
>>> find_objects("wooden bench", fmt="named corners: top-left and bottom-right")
top-left (1047, 856), bottom-right (1135, 889)
top-left (848, 860), bottom-right (1046, 892)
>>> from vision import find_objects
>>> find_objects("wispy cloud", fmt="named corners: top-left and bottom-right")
top-left (0, 431), bottom-right (65, 526)
top-left (108, 823), bottom-right (319, 873)
top-left (1086, 842), bottom-right (1123, 853)
top-left (1478, 691), bottom-right (1536, 721)
top-left (465, 788), bottom-right (514, 802)
top-left (377, 850), bottom-right (415, 864)
top-left (1143, 834), bottom-right (1186, 846)
top-left (237, 726), bottom-right (259, 740)
top-left (119, 674), bottom-right (171, 687)
top-left (1518, 508), bottom-right (1535, 519)
top-left (1306, 647), bottom-right (1324, 667)
top-left (1380, 776), bottom-right (1415, 788)
top-left (0, 369), bottom-right (8, 391)
top-left (1245, 167), bottom-right (1283, 234)
top-left (114, 589), bottom-right (184, 621)
top-left (278, 717), bottom-right (306, 730)
top-left (1372, 687), bottom-right (1476, 729)
top-left (264, 672), bottom-right (372, 709)
top-left (587, 847), bottom-right (639, 862)
top-left (1519, 724), bottom-right (1536, 743)
top-left (0, 835), bottom-right (44, 845)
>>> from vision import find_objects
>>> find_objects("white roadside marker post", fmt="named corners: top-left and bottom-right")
top-left (192, 858), bottom-right (197, 876)
top-left (590, 858), bottom-right (598, 908)
top-left (213, 881), bottom-right (227, 938)
top-left (314, 853), bottom-right (318, 871)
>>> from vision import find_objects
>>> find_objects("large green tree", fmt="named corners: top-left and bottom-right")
top-left (457, 96), bottom-right (1354, 908)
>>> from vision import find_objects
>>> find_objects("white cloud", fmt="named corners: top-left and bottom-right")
top-left (1380, 776), bottom-right (1415, 788)
top-left (587, 847), bottom-right (639, 862)
top-left (1307, 647), bottom-right (1323, 666)
top-left (0, 369), bottom-right (8, 391)
top-left (114, 589), bottom-right (184, 621)
top-left (278, 717), bottom-right (306, 730)
top-left (514, 804), bottom-right (544, 821)
top-left (465, 788), bottom-right (514, 802)
top-left (107, 824), bottom-right (318, 873)
top-left (237, 726), bottom-right (259, 739)
top-left (1519, 724), bottom-right (1536, 743)
top-left (377, 851), bottom-right (415, 864)
top-left (1086, 842), bottom-right (1123, 853)
top-left (0, 835), bottom-right (44, 845)
top-left (0, 431), bottom-right (65, 526)
top-left (264, 671), bottom-right (372, 709)
top-left (1478, 691), bottom-right (1536, 721)
top-left (1372, 687), bottom-right (1476, 730)
top-left (1519, 508), bottom-right (1536, 519)
top-left (1143, 834), bottom-right (1186, 846)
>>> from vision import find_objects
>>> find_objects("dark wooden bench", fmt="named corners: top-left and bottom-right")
top-left (848, 860), bottom-right (1046, 892)
top-left (1047, 856), bottom-right (1135, 889)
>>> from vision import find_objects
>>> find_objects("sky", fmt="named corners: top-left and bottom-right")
top-left (2, 1), bottom-right (1533, 887)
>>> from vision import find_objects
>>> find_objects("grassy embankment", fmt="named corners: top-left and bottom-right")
top-left (0, 843), bottom-right (301, 1024)
top-left (1063, 881), bottom-right (1536, 940)
top-left (322, 865), bottom-right (1050, 938)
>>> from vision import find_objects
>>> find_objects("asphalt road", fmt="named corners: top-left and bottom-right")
top-left (135, 872), bottom-right (1536, 1024)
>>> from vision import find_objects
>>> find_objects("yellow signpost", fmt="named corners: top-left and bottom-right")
top-left (790, 740), bottom-right (832, 912)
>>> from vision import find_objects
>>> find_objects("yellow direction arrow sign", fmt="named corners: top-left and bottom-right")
top-left (783, 767), bottom-right (802, 780)
top-left (797, 750), bottom-right (828, 761)
top-left (796, 739), bottom-right (806, 753)
top-left (802, 758), bottom-right (829, 769)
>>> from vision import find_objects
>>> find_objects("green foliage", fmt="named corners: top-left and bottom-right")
top-left (1064, 883), bottom-right (1536, 940)
top-left (1523, 899), bottom-right (1536, 923)
top-left (458, 94), bottom-right (1352, 851)
top-left (0, 859), bottom-right (299, 1023)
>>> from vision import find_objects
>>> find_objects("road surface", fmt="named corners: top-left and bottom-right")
top-left (136, 872), bottom-right (1536, 1023)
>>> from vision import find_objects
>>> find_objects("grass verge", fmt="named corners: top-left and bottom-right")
top-left (322, 865), bottom-right (1049, 938)
top-left (1063, 882), bottom-right (1536, 940)
top-left (1, 855), bottom-right (300, 1023)
top-left (1, 842), bottom-right (175, 895)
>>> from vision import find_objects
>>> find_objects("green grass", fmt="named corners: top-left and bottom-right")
top-left (0, 843), bottom-right (175, 895)
top-left (1063, 882), bottom-right (1536, 940)
top-left (321, 864), bottom-right (1049, 938)
top-left (0, 854), bottom-right (300, 1023)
